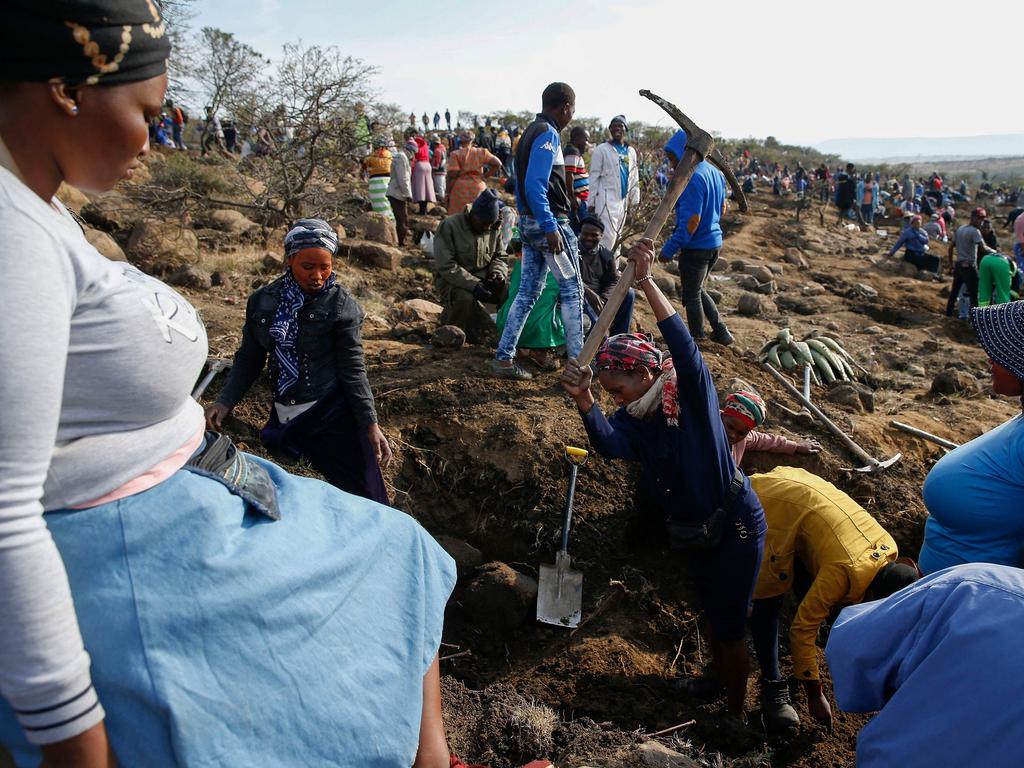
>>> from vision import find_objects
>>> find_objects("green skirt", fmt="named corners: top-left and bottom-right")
top-left (496, 258), bottom-right (565, 350)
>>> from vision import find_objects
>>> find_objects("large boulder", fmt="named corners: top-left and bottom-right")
top-left (461, 562), bottom-right (538, 631)
top-left (125, 219), bottom-right (199, 276)
top-left (84, 227), bottom-right (126, 261)
top-left (337, 238), bottom-right (403, 271)
top-left (81, 193), bottom-right (135, 232)
top-left (202, 208), bottom-right (260, 237)
top-left (356, 212), bottom-right (399, 246)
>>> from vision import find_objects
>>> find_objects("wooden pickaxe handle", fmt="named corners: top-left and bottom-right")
top-left (576, 90), bottom-right (716, 367)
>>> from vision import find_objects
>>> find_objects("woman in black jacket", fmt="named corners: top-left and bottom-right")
top-left (206, 219), bottom-right (391, 502)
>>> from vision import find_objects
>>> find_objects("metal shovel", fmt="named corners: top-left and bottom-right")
top-left (537, 446), bottom-right (588, 628)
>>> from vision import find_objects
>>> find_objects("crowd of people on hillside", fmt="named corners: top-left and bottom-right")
top-left (2, 4), bottom-right (1023, 768)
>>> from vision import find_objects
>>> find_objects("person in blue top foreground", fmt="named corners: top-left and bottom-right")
top-left (918, 300), bottom-right (1024, 574)
top-left (825, 563), bottom-right (1024, 768)
top-left (560, 239), bottom-right (766, 724)
top-left (657, 130), bottom-right (734, 346)
top-left (493, 82), bottom-right (583, 381)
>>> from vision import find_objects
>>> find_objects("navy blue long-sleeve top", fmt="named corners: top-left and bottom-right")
top-left (580, 313), bottom-right (757, 524)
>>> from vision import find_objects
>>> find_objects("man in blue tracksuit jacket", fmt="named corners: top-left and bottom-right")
top-left (657, 130), bottom-right (733, 346)
top-left (492, 82), bottom-right (585, 380)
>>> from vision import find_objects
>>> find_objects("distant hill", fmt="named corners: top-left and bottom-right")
top-left (814, 134), bottom-right (1024, 161)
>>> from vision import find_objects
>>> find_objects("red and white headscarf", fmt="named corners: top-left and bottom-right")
top-left (595, 334), bottom-right (679, 426)
top-left (721, 391), bottom-right (767, 430)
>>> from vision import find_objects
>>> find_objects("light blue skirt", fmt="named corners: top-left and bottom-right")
top-left (0, 456), bottom-right (456, 767)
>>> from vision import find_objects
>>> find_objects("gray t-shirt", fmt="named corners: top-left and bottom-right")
top-left (0, 166), bottom-right (206, 742)
top-left (954, 224), bottom-right (984, 265)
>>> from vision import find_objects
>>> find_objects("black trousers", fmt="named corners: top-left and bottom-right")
top-left (946, 263), bottom-right (979, 316)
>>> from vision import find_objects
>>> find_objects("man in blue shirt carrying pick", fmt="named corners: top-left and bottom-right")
top-left (658, 130), bottom-right (734, 346)
top-left (492, 82), bottom-right (584, 380)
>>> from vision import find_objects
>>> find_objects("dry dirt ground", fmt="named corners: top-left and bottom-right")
top-left (63, 165), bottom-right (1023, 766)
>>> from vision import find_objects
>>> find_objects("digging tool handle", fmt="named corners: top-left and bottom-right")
top-left (890, 420), bottom-right (960, 450)
top-left (192, 360), bottom-right (230, 401)
top-left (560, 463), bottom-right (579, 554)
top-left (577, 147), bottom-right (706, 366)
top-left (803, 364), bottom-right (812, 400)
top-left (763, 364), bottom-right (876, 465)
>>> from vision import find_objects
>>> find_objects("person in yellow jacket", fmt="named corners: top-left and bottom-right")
top-left (748, 466), bottom-right (919, 736)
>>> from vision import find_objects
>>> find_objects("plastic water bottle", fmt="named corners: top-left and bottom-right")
top-left (956, 285), bottom-right (970, 320)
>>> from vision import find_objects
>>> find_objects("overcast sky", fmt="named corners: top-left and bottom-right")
top-left (191, 0), bottom-right (1021, 146)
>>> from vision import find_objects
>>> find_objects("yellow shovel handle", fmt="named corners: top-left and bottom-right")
top-left (565, 446), bottom-right (589, 466)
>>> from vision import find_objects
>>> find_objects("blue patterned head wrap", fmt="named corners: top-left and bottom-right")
top-left (284, 218), bottom-right (338, 260)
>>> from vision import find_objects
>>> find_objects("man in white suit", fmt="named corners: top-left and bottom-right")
top-left (588, 115), bottom-right (640, 253)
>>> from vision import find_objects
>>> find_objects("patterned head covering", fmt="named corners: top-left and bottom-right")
top-left (596, 334), bottom-right (680, 427)
top-left (594, 333), bottom-right (663, 372)
top-left (721, 391), bottom-right (767, 430)
top-left (284, 218), bottom-right (338, 260)
top-left (3, 0), bottom-right (170, 86)
top-left (971, 301), bottom-right (1024, 381)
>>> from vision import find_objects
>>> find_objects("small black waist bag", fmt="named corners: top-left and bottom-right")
top-left (667, 468), bottom-right (744, 553)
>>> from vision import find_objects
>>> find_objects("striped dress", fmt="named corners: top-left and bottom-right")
top-left (364, 148), bottom-right (393, 217)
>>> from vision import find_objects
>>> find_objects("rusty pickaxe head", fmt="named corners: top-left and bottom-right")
top-left (845, 453), bottom-right (902, 474)
top-left (639, 89), bottom-right (748, 213)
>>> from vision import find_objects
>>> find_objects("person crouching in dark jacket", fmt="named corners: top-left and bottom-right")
top-left (205, 219), bottom-right (391, 503)
top-left (577, 215), bottom-right (634, 335)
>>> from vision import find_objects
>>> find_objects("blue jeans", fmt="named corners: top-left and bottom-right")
top-left (497, 215), bottom-right (584, 360)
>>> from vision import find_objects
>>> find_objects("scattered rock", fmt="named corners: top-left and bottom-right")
top-left (429, 204), bottom-right (448, 218)
top-left (166, 264), bottom-right (212, 290)
top-left (407, 214), bottom-right (440, 235)
top-left (737, 292), bottom-right (772, 317)
top-left (652, 275), bottom-right (677, 298)
top-left (210, 271), bottom-right (232, 288)
top-left (391, 298), bottom-right (444, 324)
top-left (636, 740), bottom-right (702, 768)
top-left (262, 252), bottom-right (284, 271)
top-left (337, 238), bottom-right (404, 271)
top-left (755, 279), bottom-right (777, 295)
top-left (357, 212), bottom-right (400, 246)
top-left (783, 248), bottom-right (809, 268)
top-left (125, 219), bottom-right (199, 276)
top-left (56, 183), bottom-right (89, 212)
top-left (333, 223), bottom-right (347, 241)
top-left (203, 208), bottom-right (260, 237)
top-left (905, 363), bottom-right (926, 377)
top-left (710, 258), bottom-right (729, 272)
top-left (862, 326), bottom-right (883, 334)
top-left (461, 562), bottom-right (538, 631)
top-left (853, 282), bottom-right (879, 298)
top-left (752, 265), bottom-right (775, 283)
top-left (826, 321), bottom-right (841, 331)
top-left (826, 383), bottom-right (864, 411)
top-left (432, 324), bottom-right (467, 350)
top-left (802, 281), bottom-right (826, 295)
top-left (729, 259), bottom-right (750, 272)
top-left (766, 263), bottom-right (784, 275)
top-left (84, 227), bottom-right (126, 261)
top-left (898, 261), bottom-right (918, 278)
top-left (660, 261), bottom-right (679, 276)
top-left (81, 193), bottom-right (134, 232)
top-left (736, 274), bottom-right (760, 291)
top-left (433, 535), bottom-right (483, 578)
top-left (706, 288), bottom-right (723, 304)
top-left (929, 369), bottom-right (981, 397)
top-left (914, 270), bottom-right (938, 282)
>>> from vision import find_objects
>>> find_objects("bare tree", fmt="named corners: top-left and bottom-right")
top-left (192, 27), bottom-right (268, 114)
top-left (231, 42), bottom-right (378, 219)
top-left (160, 0), bottom-right (197, 102)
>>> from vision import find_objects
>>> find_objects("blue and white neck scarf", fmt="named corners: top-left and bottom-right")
top-left (271, 218), bottom-right (340, 397)
top-left (269, 270), bottom-right (336, 398)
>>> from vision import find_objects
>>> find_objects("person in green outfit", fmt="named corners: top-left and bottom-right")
top-left (496, 246), bottom-right (566, 372)
top-left (978, 252), bottom-right (1019, 307)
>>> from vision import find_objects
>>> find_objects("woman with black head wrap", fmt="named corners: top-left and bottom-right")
top-left (0, 3), bottom-right (456, 767)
